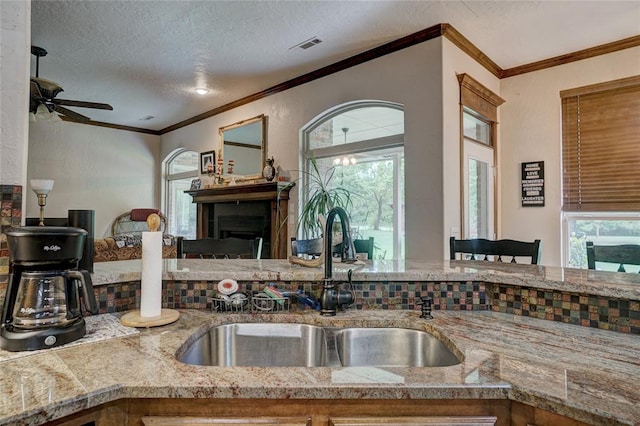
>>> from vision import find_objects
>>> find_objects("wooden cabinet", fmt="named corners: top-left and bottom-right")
top-left (50, 398), bottom-right (590, 426)
top-left (141, 416), bottom-right (311, 425)
top-left (186, 182), bottom-right (293, 259)
top-left (329, 417), bottom-right (497, 426)
top-left (139, 416), bottom-right (495, 426)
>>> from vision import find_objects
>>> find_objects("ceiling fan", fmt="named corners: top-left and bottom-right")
top-left (30, 46), bottom-right (113, 122)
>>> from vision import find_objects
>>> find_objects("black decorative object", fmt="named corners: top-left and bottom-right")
top-left (521, 161), bottom-right (545, 207)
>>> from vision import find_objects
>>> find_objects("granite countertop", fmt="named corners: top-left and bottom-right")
top-left (0, 309), bottom-right (638, 425)
top-left (92, 258), bottom-right (640, 300)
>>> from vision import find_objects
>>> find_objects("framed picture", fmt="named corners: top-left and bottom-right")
top-left (190, 178), bottom-right (202, 190)
top-left (200, 150), bottom-right (215, 174)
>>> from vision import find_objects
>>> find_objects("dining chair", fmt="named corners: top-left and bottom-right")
top-left (586, 241), bottom-right (640, 272)
top-left (449, 237), bottom-right (542, 264)
top-left (177, 237), bottom-right (262, 259)
top-left (291, 237), bottom-right (323, 258)
top-left (334, 237), bottom-right (375, 260)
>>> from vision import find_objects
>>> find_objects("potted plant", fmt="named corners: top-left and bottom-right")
top-left (293, 158), bottom-right (353, 255)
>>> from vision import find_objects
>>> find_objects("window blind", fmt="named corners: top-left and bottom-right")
top-left (561, 76), bottom-right (640, 211)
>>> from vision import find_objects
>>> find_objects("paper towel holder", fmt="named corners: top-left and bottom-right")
top-left (120, 212), bottom-right (180, 328)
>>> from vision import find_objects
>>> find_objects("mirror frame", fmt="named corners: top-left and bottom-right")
top-left (218, 114), bottom-right (267, 181)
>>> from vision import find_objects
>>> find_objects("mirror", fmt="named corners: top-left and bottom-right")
top-left (219, 114), bottom-right (266, 179)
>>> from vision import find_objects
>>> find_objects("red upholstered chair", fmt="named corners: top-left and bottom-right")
top-left (93, 209), bottom-right (176, 262)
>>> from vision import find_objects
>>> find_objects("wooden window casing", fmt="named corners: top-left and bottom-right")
top-left (457, 74), bottom-right (505, 239)
top-left (561, 76), bottom-right (640, 212)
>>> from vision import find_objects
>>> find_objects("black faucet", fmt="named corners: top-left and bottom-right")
top-left (320, 207), bottom-right (357, 316)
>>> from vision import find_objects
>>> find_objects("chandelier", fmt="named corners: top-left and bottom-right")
top-left (333, 127), bottom-right (357, 166)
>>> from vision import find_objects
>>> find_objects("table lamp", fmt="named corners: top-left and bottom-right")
top-left (30, 179), bottom-right (54, 226)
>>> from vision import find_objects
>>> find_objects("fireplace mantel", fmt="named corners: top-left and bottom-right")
top-left (186, 182), bottom-right (294, 259)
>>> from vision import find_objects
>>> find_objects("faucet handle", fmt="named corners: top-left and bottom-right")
top-left (417, 296), bottom-right (434, 319)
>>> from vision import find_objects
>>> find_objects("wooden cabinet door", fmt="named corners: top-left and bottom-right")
top-left (141, 416), bottom-right (311, 426)
top-left (329, 417), bottom-right (497, 426)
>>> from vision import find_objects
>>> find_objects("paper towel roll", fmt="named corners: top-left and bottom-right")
top-left (140, 231), bottom-right (162, 317)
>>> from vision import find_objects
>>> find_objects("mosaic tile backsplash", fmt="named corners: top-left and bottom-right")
top-left (89, 280), bottom-right (490, 315)
top-left (491, 284), bottom-right (639, 334)
top-left (0, 185), bottom-right (22, 286)
top-left (1, 275), bottom-right (636, 335)
top-left (84, 279), bottom-right (637, 334)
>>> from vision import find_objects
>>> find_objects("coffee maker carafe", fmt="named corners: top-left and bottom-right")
top-left (1, 226), bottom-right (98, 351)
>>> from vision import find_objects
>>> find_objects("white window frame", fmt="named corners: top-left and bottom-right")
top-left (300, 100), bottom-right (405, 258)
top-left (463, 139), bottom-right (495, 239)
top-left (561, 211), bottom-right (640, 268)
top-left (163, 149), bottom-right (199, 237)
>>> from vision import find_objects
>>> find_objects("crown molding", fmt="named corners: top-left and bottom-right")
top-left (62, 24), bottom-right (638, 135)
top-left (61, 116), bottom-right (159, 135)
top-left (501, 34), bottom-right (640, 78)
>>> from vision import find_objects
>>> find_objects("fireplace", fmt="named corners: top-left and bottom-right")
top-left (218, 216), bottom-right (266, 239)
top-left (214, 206), bottom-right (270, 258)
top-left (186, 182), bottom-right (293, 259)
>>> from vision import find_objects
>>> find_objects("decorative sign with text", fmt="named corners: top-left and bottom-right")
top-left (521, 161), bottom-right (545, 207)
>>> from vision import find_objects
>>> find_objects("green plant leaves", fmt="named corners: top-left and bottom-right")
top-left (297, 157), bottom-right (353, 238)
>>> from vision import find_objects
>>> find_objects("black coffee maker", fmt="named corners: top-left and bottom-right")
top-left (1, 226), bottom-right (98, 351)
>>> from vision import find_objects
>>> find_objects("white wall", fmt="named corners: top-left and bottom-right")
top-left (28, 121), bottom-right (161, 237)
top-left (0, 0), bottom-right (30, 188)
top-left (500, 46), bottom-right (640, 266)
top-left (162, 40), bottom-right (448, 261)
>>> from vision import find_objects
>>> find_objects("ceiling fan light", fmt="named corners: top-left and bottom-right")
top-left (35, 104), bottom-right (50, 120)
top-left (50, 112), bottom-right (62, 122)
top-left (29, 112), bottom-right (37, 122)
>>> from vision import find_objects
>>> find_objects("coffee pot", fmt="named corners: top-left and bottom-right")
top-left (1, 226), bottom-right (98, 351)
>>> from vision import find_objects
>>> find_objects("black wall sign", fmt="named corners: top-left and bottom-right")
top-left (521, 161), bottom-right (545, 207)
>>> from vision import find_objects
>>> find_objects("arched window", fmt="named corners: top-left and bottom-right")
top-left (164, 149), bottom-right (198, 238)
top-left (301, 101), bottom-right (405, 259)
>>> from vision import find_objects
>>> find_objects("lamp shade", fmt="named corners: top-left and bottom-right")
top-left (30, 179), bottom-right (54, 195)
top-left (34, 104), bottom-right (50, 120)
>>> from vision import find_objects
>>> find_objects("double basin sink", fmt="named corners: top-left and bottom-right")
top-left (178, 323), bottom-right (461, 368)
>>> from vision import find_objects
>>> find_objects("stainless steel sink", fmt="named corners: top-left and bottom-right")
top-left (178, 323), bottom-right (460, 368)
top-left (333, 327), bottom-right (460, 367)
top-left (178, 323), bottom-right (328, 367)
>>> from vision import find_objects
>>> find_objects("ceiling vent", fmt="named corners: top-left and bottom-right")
top-left (290, 37), bottom-right (322, 50)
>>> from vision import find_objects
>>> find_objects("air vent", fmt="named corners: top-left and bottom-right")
top-left (139, 115), bottom-right (155, 121)
top-left (290, 37), bottom-right (322, 50)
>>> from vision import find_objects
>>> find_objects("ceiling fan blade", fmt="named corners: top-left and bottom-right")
top-left (54, 105), bottom-right (91, 122)
top-left (54, 98), bottom-right (113, 110)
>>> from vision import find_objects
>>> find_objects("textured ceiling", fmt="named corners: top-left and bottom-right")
top-left (30, 0), bottom-right (640, 131)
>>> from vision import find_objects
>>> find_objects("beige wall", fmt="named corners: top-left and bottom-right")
top-left (28, 121), bottom-right (161, 237)
top-left (12, 11), bottom-right (638, 261)
top-left (441, 37), bottom-right (501, 258)
top-left (162, 40), bottom-right (448, 261)
top-left (499, 46), bottom-right (640, 266)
